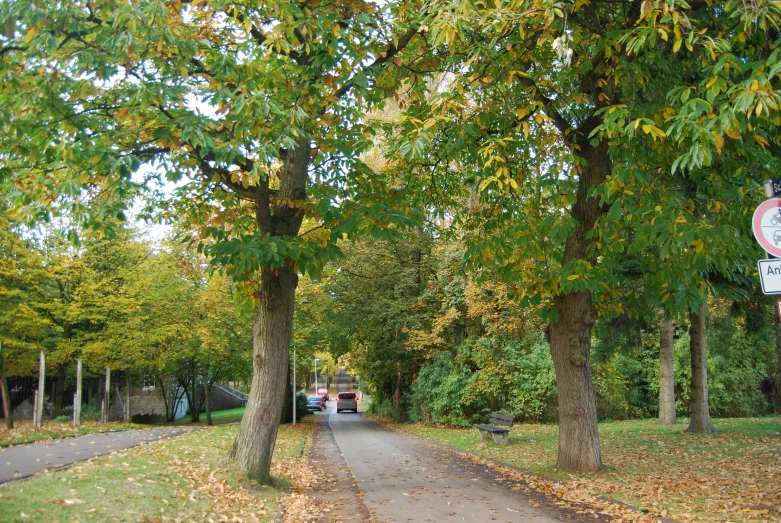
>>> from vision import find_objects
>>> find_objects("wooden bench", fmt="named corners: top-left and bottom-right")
top-left (474, 413), bottom-right (514, 445)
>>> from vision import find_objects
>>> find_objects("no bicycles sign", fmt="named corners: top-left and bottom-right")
top-left (753, 198), bottom-right (781, 257)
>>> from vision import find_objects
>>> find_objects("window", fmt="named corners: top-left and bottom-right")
top-left (142, 375), bottom-right (155, 391)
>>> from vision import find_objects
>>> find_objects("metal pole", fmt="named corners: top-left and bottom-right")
top-left (764, 180), bottom-right (775, 259)
top-left (314, 358), bottom-right (318, 393)
top-left (292, 346), bottom-right (296, 427)
top-left (103, 367), bottom-right (110, 423)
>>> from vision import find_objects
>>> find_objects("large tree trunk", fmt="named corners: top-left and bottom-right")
top-left (230, 138), bottom-right (309, 483)
top-left (230, 265), bottom-right (298, 483)
top-left (658, 317), bottom-right (677, 424)
top-left (686, 304), bottom-right (716, 433)
top-left (547, 292), bottom-right (602, 472)
top-left (545, 135), bottom-right (610, 473)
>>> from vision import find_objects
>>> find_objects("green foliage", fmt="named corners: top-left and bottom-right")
top-left (366, 395), bottom-right (400, 419)
top-left (80, 397), bottom-right (102, 422)
top-left (673, 322), bottom-right (776, 418)
top-left (408, 352), bottom-right (481, 427)
top-left (295, 391), bottom-right (309, 421)
top-left (505, 339), bottom-right (558, 423)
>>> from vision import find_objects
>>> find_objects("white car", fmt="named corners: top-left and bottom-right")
top-left (336, 392), bottom-right (358, 413)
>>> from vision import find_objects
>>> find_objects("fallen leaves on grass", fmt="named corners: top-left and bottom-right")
top-left (164, 455), bottom-right (269, 522)
top-left (573, 426), bottom-right (781, 522)
top-left (393, 417), bottom-right (781, 522)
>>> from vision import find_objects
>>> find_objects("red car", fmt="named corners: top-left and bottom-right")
top-left (317, 388), bottom-right (329, 401)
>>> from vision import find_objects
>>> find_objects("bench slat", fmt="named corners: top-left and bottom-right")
top-left (489, 413), bottom-right (514, 428)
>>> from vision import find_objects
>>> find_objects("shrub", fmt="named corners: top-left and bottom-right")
top-left (295, 390), bottom-right (308, 420)
top-left (367, 395), bottom-right (400, 419)
top-left (80, 396), bottom-right (102, 421)
top-left (408, 352), bottom-right (477, 426)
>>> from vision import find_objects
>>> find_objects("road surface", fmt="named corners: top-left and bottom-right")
top-left (0, 427), bottom-right (189, 484)
top-left (301, 379), bottom-right (608, 522)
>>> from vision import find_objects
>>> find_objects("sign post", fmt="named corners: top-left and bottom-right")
top-left (777, 300), bottom-right (781, 322)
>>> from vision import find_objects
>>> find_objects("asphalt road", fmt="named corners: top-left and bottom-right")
top-left (0, 427), bottom-right (189, 484)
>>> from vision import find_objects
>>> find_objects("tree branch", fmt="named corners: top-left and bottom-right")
top-left (332, 22), bottom-right (423, 103)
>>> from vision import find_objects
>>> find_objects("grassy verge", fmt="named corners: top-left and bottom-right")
top-left (1, 407), bottom-right (248, 447)
top-left (170, 406), bottom-right (247, 426)
top-left (398, 416), bottom-right (781, 522)
top-left (0, 420), bottom-right (145, 448)
top-left (0, 417), bottom-right (317, 522)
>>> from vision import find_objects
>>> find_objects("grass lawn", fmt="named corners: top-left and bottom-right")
top-left (0, 418), bottom-right (316, 522)
top-left (1, 407), bottom-right (248, 447)
top-left (400, 416), bottom-right (781, 522)
top-left (0, 420), bottom-right (145, 448)
top-left (170, 406), bottom-right (247, 426)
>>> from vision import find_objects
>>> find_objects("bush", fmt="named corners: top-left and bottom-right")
top-left (295, 390), bottom-right (308, 420)
top-left (53, 415), bottom-right (71, 423)
top-left (408, 352), bottom-right (477, 426)
top-left (81, 396), bottom-right (102, 421)
top-left (505, 338), bottom-right (558, 423)
top-left (367, 395), bottom-right (400, 419)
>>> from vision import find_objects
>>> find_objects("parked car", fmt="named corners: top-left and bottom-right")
top-left (336, 391), bottom-right (358, 413)
top-left (317, 388), bottom-right (329, 401)
top-left (307, 395), bottom-right (325, 411)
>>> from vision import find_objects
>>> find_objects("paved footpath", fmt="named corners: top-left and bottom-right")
top-left (0, 427), bottom-right (189, 484)
top-left (300, 400), bottom-right (611, 523)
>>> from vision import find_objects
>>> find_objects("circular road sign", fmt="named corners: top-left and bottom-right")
top-left (753, 198), bottom-right (781, 256)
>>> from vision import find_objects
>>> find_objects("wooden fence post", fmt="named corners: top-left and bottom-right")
top-left (35, 351), bottom-right (45, 428)
top-left (102, 367), bottom-right (110, 423)
top-left (0, 340), bottom-right (13, 429)
top-left (32, 390), bottom-right (38, 427)
top-left (125, 372), bottom-right (131, 422)
top-left (74, 359), bottom-right (82, 426)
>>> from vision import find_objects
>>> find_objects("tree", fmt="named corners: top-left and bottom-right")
top-left (0, 202), bottom-right (50, 377)
top-left (386, 0), bottom-right (780, 471)
top-left (0, 0), bottom-right (428, 482)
